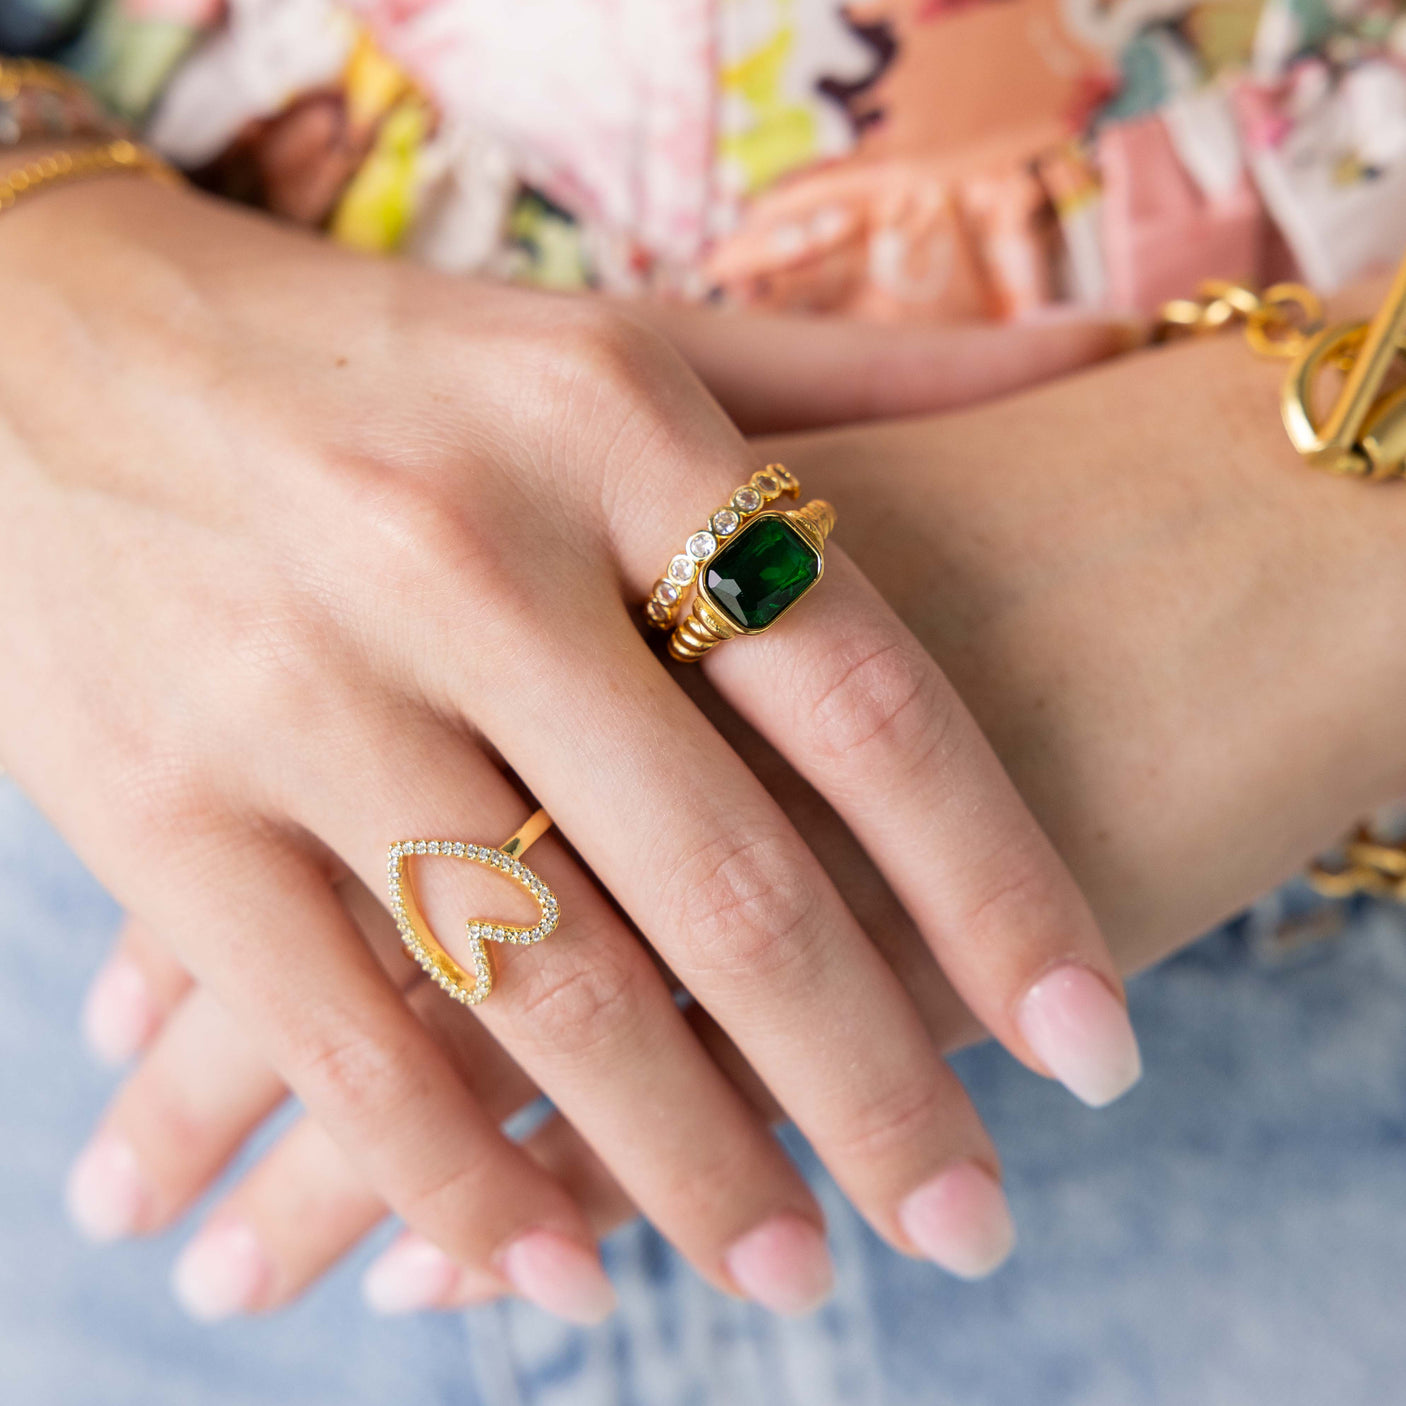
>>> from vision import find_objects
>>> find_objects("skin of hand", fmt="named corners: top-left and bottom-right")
top-left (0, 170), bottom-right (1138, 1323)
top-left (78, 281), bottom-right (1406, 1318)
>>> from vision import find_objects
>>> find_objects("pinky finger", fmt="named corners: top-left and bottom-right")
top-left (82, 917), bottom-right (192, 1066)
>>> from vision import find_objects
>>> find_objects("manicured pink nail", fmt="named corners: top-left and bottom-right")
top-left (363, 1233), bottom-right (501, 1315)
top-left (1017, 964), bottom-right (1142, 1108)
top-left (724, 1213), bottom-right (834, 1316)
top-left (363, 1234), bottom-right (461, 1314)
top-left (899, 1162), bottom-right (1016, 1280)
top-left (82, 955), bottom-right (156, 1065)
top-left (65, 1134), bottom-right (149, 1242)
top-left (497, 1230), bottom-right (616, 1326)
top-left (172, 1218), bottom-right (270, 1322)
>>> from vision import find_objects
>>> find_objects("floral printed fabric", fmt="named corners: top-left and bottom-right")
top-left (10, 0), bottom-right (1406, 316)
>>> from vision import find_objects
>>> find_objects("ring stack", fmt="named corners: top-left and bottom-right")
top-left (644, 464), bottom-right (801, 632)
top-left (643, 464), bottom-right (837, 662)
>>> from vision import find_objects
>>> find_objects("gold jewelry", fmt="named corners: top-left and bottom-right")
top-left (387, 810), bottom-right (559, 1007)
top-left (1159, 261), bottom-right (1406, 902)
top-left (1156, 249), bottom-right (1406, 479)
top-left (1307, 823), bottom-right (1406, 901)
top-left (641, 463), bottom-right (835, 662)
top-left (0, 58), bottom-right (119, 146)
top-left (0, 138), bottom-right (180, 219)
top-left (644, 463), bottom-right (802, 630)
top-left (668, 499), bottom-right (836, 662)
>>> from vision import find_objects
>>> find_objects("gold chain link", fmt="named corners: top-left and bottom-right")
top-left (1307, 826), bottom-right (1406, 901)
top-left (1156, 278), bottom-right (1328, 361)
top-left (0, 57), bottom-right (92, 102)
top-left (0, 138), bottom-right (179, 217)
top-left (1159, 272), bottom-right (1406, 903)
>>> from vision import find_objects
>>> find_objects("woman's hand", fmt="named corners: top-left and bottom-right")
top-left (3, 171), bottom-right (1130, 1320)
top-left (80, 299), bottom-right (1406, 1316)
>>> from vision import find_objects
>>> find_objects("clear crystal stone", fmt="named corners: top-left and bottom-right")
top-left (712, 508), bottom-right (740, 536)
top-left (687, 530), bottom-right (717, 560)
top-left (668, 553), bottom-right (697, 584)
top-left (754, 472), bottom-right (779, 497)
top-left (732, 486), bottom-right (762, 513)
top-left (653, 579), bottom-right (680, 605)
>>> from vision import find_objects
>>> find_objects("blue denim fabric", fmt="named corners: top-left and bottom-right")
top-left (4, 777), bottom-right (1406, 1406)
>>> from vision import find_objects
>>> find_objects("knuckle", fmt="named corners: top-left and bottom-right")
top-left (104, 750), bottom-right (224, 849)
top-left (220, 592), bottom-right (338, 726)
top-left (665, 832), bottom-right (819, 982)
top-left (826, 1075), bottom-right (950, 1167)
top-left (329, 453), bottom-right (524, 632)
top-left (508, 945), bottom-right (642, 1059)
top-left (395, 1149), bottom-right (501, 1234)
top-left (538, 308), bottom-right (692, 471)
top-left (291, 1020), bottom-right (416, 1128)
top-left (549, 304), bottom-right (666, 403)
top-left (338, 458), bottom-right (477, 584)
top-left (960, 855), bottom-right (1069, 955)
top-left (806, 635), bottom-right (956, 772)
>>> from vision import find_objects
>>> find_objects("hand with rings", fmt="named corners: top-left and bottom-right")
top-left (10, 175), bottom-right (1139, 1323)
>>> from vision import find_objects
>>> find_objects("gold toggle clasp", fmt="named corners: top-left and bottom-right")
top-left (1281, 254), bottom-right (1406, 479)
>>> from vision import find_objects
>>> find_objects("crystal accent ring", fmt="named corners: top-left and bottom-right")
top-left (642, 465), bottom-right (837, 663)
top-left (387, 809), bottom-right (559, 1007)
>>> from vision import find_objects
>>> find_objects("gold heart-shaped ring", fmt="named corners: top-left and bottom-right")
top-left (387, 809), bottom-right (559, 1006)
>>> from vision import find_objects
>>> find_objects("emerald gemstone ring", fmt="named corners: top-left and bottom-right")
top-left (668, 497), bottom-right (836, 663)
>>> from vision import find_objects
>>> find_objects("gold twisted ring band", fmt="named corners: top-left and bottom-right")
top-left (641, 463), bottom-right (837, 663)
top-left (387, 809), bottom-right (559, 1007)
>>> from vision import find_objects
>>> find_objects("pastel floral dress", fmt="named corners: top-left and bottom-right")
top-left (9, 0), bottom-right (1406, 319)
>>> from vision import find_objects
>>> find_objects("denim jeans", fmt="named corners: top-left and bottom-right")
top-left (3, 777), bottom-right (1405, 1406)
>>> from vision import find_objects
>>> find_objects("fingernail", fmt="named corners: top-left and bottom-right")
top-left (724, 1213), bottom-right (834, 1316)
top-left (898, 1162), bottom-right (1016, 1280)
top-left (498, 1229), bottom-right (616, 1327)
top-left (364, 1234), bottom-right (461, 1314)
top-left (82, 955), bottom-right (156, 1065)
top-left (1017, 964), bottom-right (1142, 1108)
top-left (363, 1233), bottom-right (500, 1315)
top-left (65, 1134), bottom-right (149, 1241)
top-left (172, 1219), bottom-right (270, 1322)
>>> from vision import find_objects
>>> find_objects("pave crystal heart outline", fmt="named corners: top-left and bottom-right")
top-left (387, 840), bottom-right (560, 1006)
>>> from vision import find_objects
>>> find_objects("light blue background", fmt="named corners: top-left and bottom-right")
top-left (3, 779), bottom-right (1405, 1406)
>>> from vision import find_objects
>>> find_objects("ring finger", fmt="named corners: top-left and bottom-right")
top-left (284, 708), bottom-right (844, 1313)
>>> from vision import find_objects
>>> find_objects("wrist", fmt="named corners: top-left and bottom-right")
top-left (1199, 317), bottom-right (1406, 812)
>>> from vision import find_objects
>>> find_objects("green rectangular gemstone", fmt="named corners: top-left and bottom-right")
top-left (703, 514), bottom-right (821, 630)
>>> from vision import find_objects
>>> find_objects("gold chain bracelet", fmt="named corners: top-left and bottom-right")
top-left (1159, 253), bottom-right (1406, 901)
top-left (0, 138), bottom-right (180, 217)
top-left (1157, 248), bottom-right (1406, 480)
top-left (0, 57), bottom-right (121, 146)
top-left (1306, 825), bottom-right (1406, 902)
